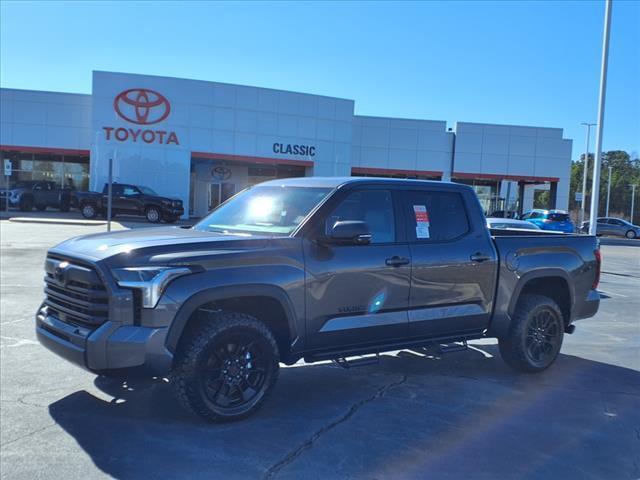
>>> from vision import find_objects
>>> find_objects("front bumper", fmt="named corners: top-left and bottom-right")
top-left (162, 206), bottom-right (184, 217)
top-left (35, 304), bottom-right (173, 376)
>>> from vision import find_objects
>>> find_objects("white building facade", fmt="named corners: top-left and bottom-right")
top-left (1, 71), bottom-right (572, 218)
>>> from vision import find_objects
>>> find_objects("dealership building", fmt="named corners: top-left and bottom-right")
top-left (1, 71), bottom-right (573, 218)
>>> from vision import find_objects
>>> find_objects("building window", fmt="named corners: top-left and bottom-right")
top-left (0, 150), bottom-right (90, 191)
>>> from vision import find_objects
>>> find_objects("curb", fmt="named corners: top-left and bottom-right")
top-left (6, 217), bottom-right (108, 226)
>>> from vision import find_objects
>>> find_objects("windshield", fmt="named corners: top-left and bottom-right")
top-left (138, 186), bottom-right (158, 195)
top-left (193, 186), bottom-right (332, 235)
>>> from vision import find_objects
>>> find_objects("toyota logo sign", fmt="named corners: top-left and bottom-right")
top-left (114, 88), bottom-right (171, 125)
top-left (104, 88), bottom-right (180, 145)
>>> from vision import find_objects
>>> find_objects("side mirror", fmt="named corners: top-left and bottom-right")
top-left (327, 220), bottom-right (372, 245)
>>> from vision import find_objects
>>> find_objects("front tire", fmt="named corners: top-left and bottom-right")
top-left (626, 230), bottom-right (637, 239)
top-left (498, 294), bottom-right (564, 373)
top-left (172, 312), bottom-right (280, 422)
top-left (145, 206), bottom-right (161, 223)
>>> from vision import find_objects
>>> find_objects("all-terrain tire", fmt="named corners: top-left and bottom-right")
top-left (498, 294), bottom-right (564, 373)
top-left (172, 312), bottom-right (280, 422)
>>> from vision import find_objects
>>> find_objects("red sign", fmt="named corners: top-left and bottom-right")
top-left (114, 88), bottom-right (170, 125)
top-left (104, 88), bottom-right (179, 145)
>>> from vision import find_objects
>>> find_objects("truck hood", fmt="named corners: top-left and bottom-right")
top-left (50, 226), bottom-right (272, 261)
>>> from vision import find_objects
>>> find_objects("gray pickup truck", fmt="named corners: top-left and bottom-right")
top-left (36, 177), bottom-right (601, 422)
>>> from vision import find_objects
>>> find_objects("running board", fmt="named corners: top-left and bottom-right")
top-left (439, 340), bottom-right (468, 354)
top-left (332, 351), bottom-right (380, 369)
top-left (414, 340), bottom-right (468, 356)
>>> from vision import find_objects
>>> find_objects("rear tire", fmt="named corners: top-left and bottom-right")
top-left (19, 196), bottom-right (33, 212)
top-left (172, 312), bottom-right (280, 422)
top-left (145, 206), bottom-right (161, 223)
top-left (626, 230), bottom-right (637, 239)
top-left (498, 294), bottom-right (564, 373)
top-left (80, 202), bottom-right (97, 219)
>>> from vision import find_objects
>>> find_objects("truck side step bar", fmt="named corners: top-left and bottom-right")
top-left (438, 340), bottom-right (468, 354)
top-left (332, 351), bottom-right (380, 369)
top-left (412, 340), bottom-right (469, 356)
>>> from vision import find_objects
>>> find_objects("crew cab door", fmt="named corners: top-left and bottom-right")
top-left (113, 185), bottom-right (141, 213)
top-left (33, 182), bottom-right (56, 206)
top-left (401, 188), bottom-right (497, 337)
top-left (303, 188), bottom-right (411, 349)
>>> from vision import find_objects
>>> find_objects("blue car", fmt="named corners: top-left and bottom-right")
top-left (521, 209), bottom-right (575, 233)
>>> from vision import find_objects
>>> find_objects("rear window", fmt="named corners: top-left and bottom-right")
top-left (547, 213), bottom-right (570, 222)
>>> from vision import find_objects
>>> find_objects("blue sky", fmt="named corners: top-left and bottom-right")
top-left (1, 0), bottom-right (638, 158)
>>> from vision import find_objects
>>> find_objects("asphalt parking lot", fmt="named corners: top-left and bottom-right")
top-left (1, 221), bottom-right (639, 480)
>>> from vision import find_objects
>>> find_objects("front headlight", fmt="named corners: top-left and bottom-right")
top-left (112, 266), bottom-right (193, 308)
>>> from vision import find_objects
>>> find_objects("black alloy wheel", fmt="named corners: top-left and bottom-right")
top-left (524, 308), bottom-right (562, 369)
top-left (197, 331), bottom-right (270, 416)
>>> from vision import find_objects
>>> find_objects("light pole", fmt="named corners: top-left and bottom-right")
top-left (580, 123), bottom-right (595, 225)
top-left (631, 184), bottom-right (637, 224)
top-left (589, 0), bottom-right (613, 235)
top-left (605, 165), bottom-right (612, 216)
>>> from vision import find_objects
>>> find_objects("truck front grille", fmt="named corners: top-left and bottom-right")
top-left (44, 256), bottom-right (109, 329)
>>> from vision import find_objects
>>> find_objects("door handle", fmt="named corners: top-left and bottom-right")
top-left (470, 253), bottom-right (492, 263)
top-left (385, 256), bottom-right (410, 267)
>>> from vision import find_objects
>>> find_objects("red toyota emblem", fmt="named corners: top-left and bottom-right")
top-left (113, 88), bottom-right (171, 125)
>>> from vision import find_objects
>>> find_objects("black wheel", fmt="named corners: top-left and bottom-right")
top-left (19, 196), bottom-right (33, 212)
top-left (625, 230), bottom-right (637, 239)
top-left (498, 294), bottom-right (564, 372)
top-left (80, 202), bottom-right (98, 219)
top-left (35, 204), bottom-right (46, 211)
top-left (145, 206), bottom-right (161, 223)
top-left (172, 312), bottom-right (280, 422)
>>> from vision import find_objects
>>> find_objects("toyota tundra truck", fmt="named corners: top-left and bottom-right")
top-left (36, 178), bottom-right (601, 422)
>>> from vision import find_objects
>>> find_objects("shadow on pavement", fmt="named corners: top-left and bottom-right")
top-left (48, 345), bottom-right (640, 480)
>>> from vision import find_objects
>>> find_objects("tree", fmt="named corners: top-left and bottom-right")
top-left (569, 150), bottom-right (640, 222)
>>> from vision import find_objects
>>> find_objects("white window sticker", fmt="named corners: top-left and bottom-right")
top-left (413, 205), bottom-right (430, 238)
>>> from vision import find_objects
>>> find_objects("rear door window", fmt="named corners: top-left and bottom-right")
top-left (547, 213), bottom-right (570, 222)
top-left (403, 190), bottom-right (469, 242)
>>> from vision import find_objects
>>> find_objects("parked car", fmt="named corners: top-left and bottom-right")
top-left (74, 183), bottom-right (184, 223)
top-left (36, 177), bottom-right (601, 422)
top-left (521, 209), bottom-right (574, 233)
top-left (486, 217), bottom-right (541, 231)
top-left (580, 217), bottom-right (640, 239)
top-left (0, 180), bottom-right (72, 212)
